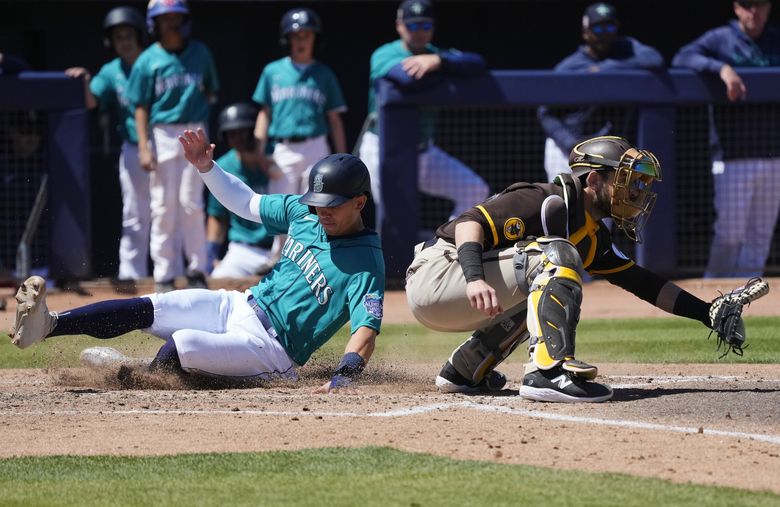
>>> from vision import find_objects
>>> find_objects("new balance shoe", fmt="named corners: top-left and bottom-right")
top-left (11, 276), bottom-right (57, 349)
top-left (79, 347), bottom-right (151, 369)
top-left (435, 361), bottom-right (507, 394)
top-left (519, 366), bottom-right (613, 403)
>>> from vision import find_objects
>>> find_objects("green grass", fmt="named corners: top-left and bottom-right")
top-left (0, 447), bottom-right (778, 507)
top-left (2, 317), bottom-right (780, 368)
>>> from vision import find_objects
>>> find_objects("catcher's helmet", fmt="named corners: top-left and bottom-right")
top-left (568, 135), bottom-right (662, 242)
top-left (218, 103), bottom-right (257, 136)
top-left (103, 7), bottom-right (145, 49)
top-left (146, 0), bottom-right (191, 38)
top-left (280, 8), bottom-right (322, 44)
top-left (299, 154), bottom-right (371, 211)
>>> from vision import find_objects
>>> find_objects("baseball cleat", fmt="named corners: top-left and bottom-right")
top-left (11, 276), bottom-right (57, 349)
top-left (79, 347), bottom-right (152, 369)
top-left (519, 366), bottom-right (613, 403)
top-left (435, 361), bottom-right (507, 394)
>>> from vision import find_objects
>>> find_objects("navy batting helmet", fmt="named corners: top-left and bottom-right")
top-left (279, 8), bottom-right (322, 44)
top-left (299, 154), bottom-right (371, 211)
top-left (103, 7), bottom-right (146, 49)
top-left (218, 103), bottom-right (257, 136)
top-left (146, 0), bottom-right (191, 38)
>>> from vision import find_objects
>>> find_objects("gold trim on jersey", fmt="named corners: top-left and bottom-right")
top-left (589, 261), bottom-right (635, 275)
top-left (568, 212), bottom-right (600, 269)
top-left (476, 205), bottom-right (499, 247)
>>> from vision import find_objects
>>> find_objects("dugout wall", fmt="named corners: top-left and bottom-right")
top-left (0, 72), bottom-right (90, 281)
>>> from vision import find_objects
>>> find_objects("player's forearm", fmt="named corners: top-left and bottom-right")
top-left (345, 327), bottom-right (377, 363)
top-left (454, 220), bottom-right (485, 248)
top-left (206, 215), bottom-right (228, 243)
top-left (254, 108), bottom-right (270, 154)
top-left (200, 161), bottom-right (264, 223)
top-left (134, 106), bottom-right (151, 146)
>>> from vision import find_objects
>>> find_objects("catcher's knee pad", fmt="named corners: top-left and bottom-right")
top-left (449, 307), bottom-right (530, 385)
top-left (520, 237), bottom-right (583, 371)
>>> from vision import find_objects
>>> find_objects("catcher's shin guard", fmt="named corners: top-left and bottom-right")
top-left (519, 237), bottom-right (597, 379)
top-left (448, 307), bottom-right (530, 385)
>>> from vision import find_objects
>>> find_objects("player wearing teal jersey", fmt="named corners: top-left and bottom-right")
top-left (357, 0), bottom-right (489, 235)
top-left (11, 129), bottom-right (384, 394)
top-left (253, 7), bottom-right (347, 197)
top-left (126, 0), bottom-right (219, 292)
top-left (65, 7), bottom-right (150, 285)
top-left (207, 103), bottom-right (277, 278)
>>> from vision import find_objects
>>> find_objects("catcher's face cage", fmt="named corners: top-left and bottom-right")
top-left (609, 148), bottom-right (662, 243)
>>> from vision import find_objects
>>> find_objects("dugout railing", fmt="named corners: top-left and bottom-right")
top-left (0, 72), bottom-right (90, 281)
top-left (376, 68), bottom-right (780, 279)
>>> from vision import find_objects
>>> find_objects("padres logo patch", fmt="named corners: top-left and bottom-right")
top-left (503, 218), bottom-right (525, 241)
top-left (363, 293), bottom-right (384, 319)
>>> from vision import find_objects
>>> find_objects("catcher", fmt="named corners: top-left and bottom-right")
top-left (406, 135), bottom-right (769, 403)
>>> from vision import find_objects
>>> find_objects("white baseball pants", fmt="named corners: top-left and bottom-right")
top-left (543, 137), bottom-right (573, 183)
top-left (705, 157), bottom-right (780, 278)
top-left (149, 123), bottom-right (209, 282)
top-left (359, 131), bottom-right (489, 233)
top-left (269, 135), bottom-right (329, 195)
top-left (117, 141), bottom-right (151, 280)
top-left (145, 288), bottom-right (297, 379)
top-left (211, 242), bottom-right (274, 278)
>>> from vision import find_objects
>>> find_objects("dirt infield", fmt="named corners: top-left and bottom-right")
top-left (1, 278), bottom-right (779, 493)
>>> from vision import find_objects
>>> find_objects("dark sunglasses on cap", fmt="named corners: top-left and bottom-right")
top-left (591, 22), bottom-right (618, 35)
top-left (405, 21), bottom-right (434, 32)
top-left (737, 0), bottom-right (770, 7)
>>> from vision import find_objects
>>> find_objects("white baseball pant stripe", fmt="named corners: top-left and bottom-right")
top-left (359, 131), bottom-right (489, 233)
top-left (145, 288), bottom-right (297, 379)
top-left (705, 157), bottom-right (780, 278)
top-left (269, 135), bottom-right (330, 195)
top-left (117, 141), bottom-right (151, 280)
top-left (150, 123), bottom-right (208, 282)
top-left (211, 242), bottom-right (274, 278)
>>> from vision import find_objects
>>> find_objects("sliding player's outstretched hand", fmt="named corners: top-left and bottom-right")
top-left (178, 128), bottom-right (215, 173)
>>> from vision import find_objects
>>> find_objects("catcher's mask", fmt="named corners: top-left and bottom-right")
top-left (569, 136), bottom-right (662, 242)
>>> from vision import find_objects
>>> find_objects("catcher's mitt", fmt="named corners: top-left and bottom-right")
top-left (708, 278), bottom-right (770, 357)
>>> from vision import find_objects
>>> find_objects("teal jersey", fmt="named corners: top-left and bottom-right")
top-left (367, 40), bottom-right (438, 142)
top-left (250, 194), bottom-right (385, 365)
top-left (126, 39), bottom-right (219, 125)
top-left (207, 150), bottom-right (274, 248)
top-left (252, 57), bottom-right (346, 139)
top-left (90, 57), bottom-right (138, 144)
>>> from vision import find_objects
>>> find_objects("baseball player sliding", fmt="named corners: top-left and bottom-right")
top-left (10, 129), bottom-right (384, 393)
top-left (406, 136), bottom-right (769, 402)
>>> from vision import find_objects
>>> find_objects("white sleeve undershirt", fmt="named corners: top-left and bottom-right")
top-left (199, 161), bottom-right (264, 223)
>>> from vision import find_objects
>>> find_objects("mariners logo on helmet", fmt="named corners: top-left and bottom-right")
top-left (313, 173), bottom-right (325, 193)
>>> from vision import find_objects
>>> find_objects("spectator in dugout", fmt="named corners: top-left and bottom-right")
top-left (357, 0), bottom-right (490, 236)
top-left (537, 2), bottom-right (665, 182)
top-left (673, 0), bottom-right (780, 278)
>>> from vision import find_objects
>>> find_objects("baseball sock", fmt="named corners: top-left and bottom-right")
top-left (148, 338), bottom-right (182, 372)
top-left (50, 297), bottom-right (154, 338)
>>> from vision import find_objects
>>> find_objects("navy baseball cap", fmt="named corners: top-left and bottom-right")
top-left (397, 0), bottom-right (435, 22)
top-left (582, 3), bottom-right (618, 28)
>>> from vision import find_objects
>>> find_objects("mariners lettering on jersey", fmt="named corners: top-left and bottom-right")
top-left (270, 83), bottom-right (326, 106)
top-left (154, 72), bottom-right (204, 97)
top-left (282, 236), bottom-right (333, 305)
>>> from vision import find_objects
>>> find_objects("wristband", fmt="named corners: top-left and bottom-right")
top-left (206, 241), bottom-right (222, 273)
top-left (458, 241), bottom-right (485, 282)
top-left (333, 351), bottom-right (365, 379)
top-left (329, 374), bottom-right (353, 390)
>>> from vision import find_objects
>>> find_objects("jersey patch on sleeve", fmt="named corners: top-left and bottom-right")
top-left (363, 293), bottom-right (384, 319)
top-left (503, 217), bottom-right (525, 241)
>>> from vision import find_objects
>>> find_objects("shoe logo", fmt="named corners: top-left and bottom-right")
top-left (552, 374), bottom-right (573, 389)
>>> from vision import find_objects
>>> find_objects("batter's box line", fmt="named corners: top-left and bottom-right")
top-left (2, 401), bottom-right (780, 446)
top-left (606, 374), bottom-right (780, 390)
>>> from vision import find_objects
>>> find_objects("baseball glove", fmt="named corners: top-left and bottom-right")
top-left (708, 278), bottom-right (770, 357)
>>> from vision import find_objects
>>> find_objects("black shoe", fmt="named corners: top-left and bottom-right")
top-left (435, 361), bottom-right (507, 394)
top-left (519, 366), bottom-right (613, 403)
top-left (186, 270), bottom-right (208, 289)
top-left (154, 280), bottom-right (176, 293)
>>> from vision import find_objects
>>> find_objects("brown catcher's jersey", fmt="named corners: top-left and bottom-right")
top-left (435, 174), bottom-right (710, 325)
top-left (435, 175), bottom-right (633, 275)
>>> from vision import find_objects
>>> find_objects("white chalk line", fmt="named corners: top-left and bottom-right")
top-left (2, 399), bottom-right (779, 446)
